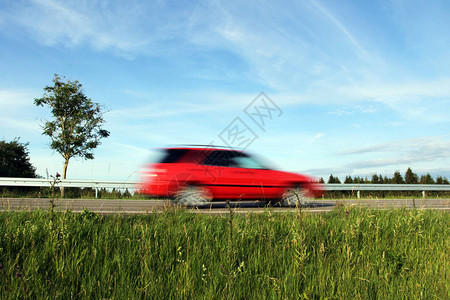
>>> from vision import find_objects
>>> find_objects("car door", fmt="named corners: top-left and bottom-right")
top-left (251, 168), bottom-right (289, 200)
top-left (231, 154), bottom-right (289, 200)
top-left (200, 150), bottom-right (257, 199)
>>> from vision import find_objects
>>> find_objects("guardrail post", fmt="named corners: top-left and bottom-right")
top-left (422, 190), bottom-right (426, 199)
top-left (95, 188), bottom-right (98, 199)
top-left (357, 190), bottom-right (360, 199)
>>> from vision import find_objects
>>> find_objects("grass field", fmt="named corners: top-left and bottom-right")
top-left (0, 207), bottom-right (448, 299)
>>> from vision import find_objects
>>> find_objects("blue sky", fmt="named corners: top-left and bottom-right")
top-left (1, 0), bottom-right (449, 181)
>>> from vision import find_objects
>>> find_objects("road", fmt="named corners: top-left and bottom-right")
top-left (1, 198), bottom-right (449, 214)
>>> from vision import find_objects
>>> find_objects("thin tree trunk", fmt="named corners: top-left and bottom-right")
top-left (61, 158), bottom-right (69, 197)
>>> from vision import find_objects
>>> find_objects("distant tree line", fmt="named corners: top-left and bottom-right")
top-left (320, 168), bottom-right (449, 199)
top-left (321, 167), bottom-right (449, 185)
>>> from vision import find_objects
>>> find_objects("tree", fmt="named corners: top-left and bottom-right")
top-left (371, 174), bottom-right (380, 184)
top-left (34, 74), bottom-right (110, 194)
top-left (436, 176), bottom-right (449, 184)
top-left (344, 175), bottom-right (354, 184)
top-left (353, 176), bottom-right (367, 184)
top-left (0, 139), bottom-right (38, 178)
top-left (404, 167), bottom-right (419, 184)
top-left (392, 171), bottom-right (404, 184)
top-left (327, 174), bottom-right (341, 184)
top-left (419, 173), bottom-right (434, 184)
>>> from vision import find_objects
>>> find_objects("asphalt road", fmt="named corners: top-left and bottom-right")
top-left (1, 198), bottom-right (449, 214)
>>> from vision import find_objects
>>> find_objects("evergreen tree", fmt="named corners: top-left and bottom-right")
top-left (371, 174), bottom-right (380, 184)
top-left (353, 176), bottom-right (364, 184)
top-left (392, 171), bottom-right (404, 184)
top-left (436, 176), bottom-right (449, 184)
top-left (344, 175), bottom-right (353, 184)
top-left (327, 174), bottom-right (341, 184)
top-left (419, 173), bottom-right (434, 184)
top-left (405, 167), bottom-right (419, 184)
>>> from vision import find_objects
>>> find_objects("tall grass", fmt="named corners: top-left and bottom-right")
top-left (0, 207), bottom-right (448, 299)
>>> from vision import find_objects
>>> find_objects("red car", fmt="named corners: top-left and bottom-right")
top-left (139, 146), bottom-right (323, 206)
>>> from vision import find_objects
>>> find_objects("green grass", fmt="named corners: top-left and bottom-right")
top-left (0, 207), bottom-right (448, 299)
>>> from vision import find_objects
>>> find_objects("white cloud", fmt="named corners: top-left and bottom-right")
top-left (0, 89), bottom-right (36, 108)
top-left (0, 89), bottom-right (43, 134)
top-left (337, 78), bottom-right (450, 101)
top-left (2, 0), bottom-right (190, 58)
top-left (310, 133), bottom-right (324, 143)
top-left (107, 89), bottom-right (274, 121)
top-left (309, 0), bottom-right (374, 61)
top-left (1, 117), bottom-right (40, 133)
top-left (341, 136), bottom-right (450, 167)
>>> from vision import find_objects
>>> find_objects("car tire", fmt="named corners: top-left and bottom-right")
top-left (281, 186), bottom-right (309, 207)
top-left (175, 185), bottom-right (211, 206)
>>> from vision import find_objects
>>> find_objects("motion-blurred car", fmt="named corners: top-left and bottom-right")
top-left (139, 146), bottom-right (323, 206)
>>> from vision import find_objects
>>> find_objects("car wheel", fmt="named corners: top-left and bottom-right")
top-left (282, 186), bottom-right (308, 207)
top-left (175, 185), bottom-right (211, 206)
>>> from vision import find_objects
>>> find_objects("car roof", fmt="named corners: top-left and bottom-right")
top-left (162, 145), bottom-right (243, 152)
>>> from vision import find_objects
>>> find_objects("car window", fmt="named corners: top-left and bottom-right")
top-left (178, 149), bottom-right (210, 163)
top-left (231, 156), bottom-right (268, 169)
top-left (159, 149), bottom-right (189, 163)
top-left (202, 150), bottom-right (241, 167)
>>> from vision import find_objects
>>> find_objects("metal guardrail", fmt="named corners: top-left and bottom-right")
top-left (323, 183), bottom-right (450, 191)
top-left (324, 183), bottom-right (450, 198)
top-left (0, 177), bottom-right (137, 198)
top-left (1, 177), bottom-right (449, 198)
top-left (0, 177), bottom-right (137, 189)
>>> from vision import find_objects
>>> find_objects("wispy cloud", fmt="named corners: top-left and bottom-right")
top-left (0, 89), bottom-right (36, 108)
top-left (0, 89), bottom-right (43, 133)
top-left (107, 89), bottom-right (285, 122)
top-left (1, 117), bottom-right (40, 133)
top-left (340, 136), bottom-right (450, 167)
top-left (334, 78), bottom-right (450, 121)
top-left (309, 0), bottom-right (374, 61)
top-left (337, 78), bottom-right (450, 101)
top-left (2, 0), bottom-right (190, 58)
top-left (302, 136), bottom-right (450, 178)
top-left (310, 133), bottom-right (324, 144)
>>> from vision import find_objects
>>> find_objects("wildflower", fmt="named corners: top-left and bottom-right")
top-left (201, 264), bottom-right (208, 283)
